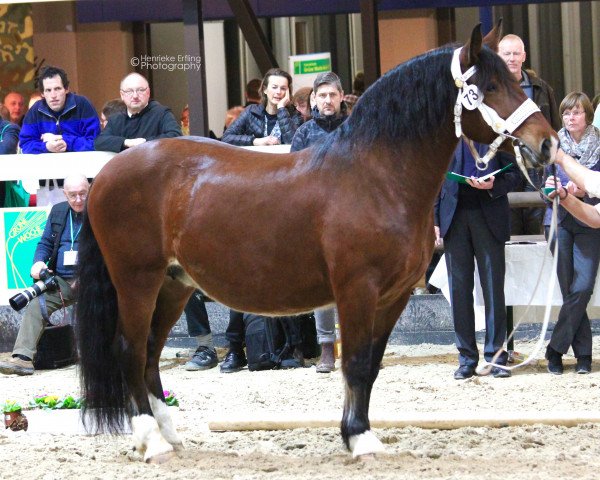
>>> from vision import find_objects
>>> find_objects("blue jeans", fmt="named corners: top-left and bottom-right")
top-left (545, 215), bottom-right (600, 356)
top-left (315, 307), bottom-right (336, 344)
top-left (184, 291), bottom-right (211, 337)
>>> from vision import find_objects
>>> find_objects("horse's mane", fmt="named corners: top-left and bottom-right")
top-left (311, 44), bottom-right (514, 168)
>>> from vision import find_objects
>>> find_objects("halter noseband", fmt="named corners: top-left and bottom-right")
top-left (451, 47), bottom-right (540, 183)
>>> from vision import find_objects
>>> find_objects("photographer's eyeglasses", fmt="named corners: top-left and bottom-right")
top-left (65, 192), bottom-right (88, 200)
top-left (121, 87), bottom-right (148, 97)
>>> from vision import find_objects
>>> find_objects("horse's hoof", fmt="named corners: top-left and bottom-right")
top-left (349, 430), bottom-right (385, 458)
top-left (356, 453), bottom-right (378, 462)
top-left (145, 450), bottom-right (176, 464)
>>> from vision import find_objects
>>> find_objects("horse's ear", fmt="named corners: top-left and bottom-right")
top-left (461, 23), bottom-right (483, 67)
top-left (483, 19), bottom-right (503, 52)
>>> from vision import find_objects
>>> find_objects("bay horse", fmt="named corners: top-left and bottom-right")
top-left (76, 23), bottom-right (557, 463)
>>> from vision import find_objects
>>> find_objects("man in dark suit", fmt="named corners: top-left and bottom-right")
top-left (434, 140), bottom-right (521, 380)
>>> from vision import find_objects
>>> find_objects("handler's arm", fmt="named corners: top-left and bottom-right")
top-left (554, 190), bottom-right (600, 228)
top-left (555, 149), bottom-right (600, 198)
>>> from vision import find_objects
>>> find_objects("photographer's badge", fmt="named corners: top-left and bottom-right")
top-left (64, 250), bottom-right (78, 266)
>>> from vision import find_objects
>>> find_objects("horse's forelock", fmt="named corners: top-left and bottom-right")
top-left (471, 45), bottom-right (514, 93)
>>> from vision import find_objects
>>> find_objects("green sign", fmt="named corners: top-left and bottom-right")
top-left (293, 58), bottom-right (331, 75)
top-left (4, 209), bottom-right (47, 290)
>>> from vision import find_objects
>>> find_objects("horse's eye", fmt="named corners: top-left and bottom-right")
top-left (486, 84), bottom-right (497, 93)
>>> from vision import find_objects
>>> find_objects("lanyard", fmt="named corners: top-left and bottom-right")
top-left (69, 210), bottom-right (82, 251)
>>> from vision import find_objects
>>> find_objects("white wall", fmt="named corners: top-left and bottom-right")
top-left (150, 21), bottom-right (228, 137)
top-left (203, 21), bottom-right (228, 137)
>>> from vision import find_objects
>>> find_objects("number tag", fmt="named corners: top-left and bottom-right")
top-left (460, 85), bottom-right (483, 110)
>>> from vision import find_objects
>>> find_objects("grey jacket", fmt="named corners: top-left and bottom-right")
top-left (290, 106), bottom-right (348, 152)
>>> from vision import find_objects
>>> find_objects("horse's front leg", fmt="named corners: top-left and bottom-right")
top-left (337, 286), bottom-right (412, 458)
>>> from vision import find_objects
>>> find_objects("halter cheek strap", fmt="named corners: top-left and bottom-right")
top-left (451, 48), bottom-right (540, 182)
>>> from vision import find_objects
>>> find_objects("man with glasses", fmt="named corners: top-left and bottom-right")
top-left (94, 72), bottom-right (218, 370)
top-left (0, 174), bottom-right (89, 376)
top-left (498, 34), bottom-right (560, 235)
top-left (94, 72), bottom-right (181, 152)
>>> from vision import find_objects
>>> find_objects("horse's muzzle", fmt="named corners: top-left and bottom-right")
top-left (518, 136), bottom-right (557, 169)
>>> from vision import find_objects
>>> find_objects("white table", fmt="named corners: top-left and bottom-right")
top-left (0, 145), bottom-right (291, 191)
top-left (429, 241), bottom-right (600, 330)
top-left (0, 151), bottom-right (116, 182)
top-left (428, 241), bottom-right (600, 306)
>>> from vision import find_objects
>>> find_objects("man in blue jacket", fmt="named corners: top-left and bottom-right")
top-left (434, 141), bottom-right (521, 380)
top-left (19, 66), bottom-right (100, 154)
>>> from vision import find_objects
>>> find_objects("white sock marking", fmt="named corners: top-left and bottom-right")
top-left (349, 430), bottom-right (385, 458)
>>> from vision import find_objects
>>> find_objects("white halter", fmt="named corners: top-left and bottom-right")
top-left (451, 47), bottom-right (540, 182)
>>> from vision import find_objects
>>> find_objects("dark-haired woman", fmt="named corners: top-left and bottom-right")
top-left (220, 68), bottom-right (302, 372)
top-left (544, 92), bottom-right (600, 375)
top-left (221, 68), bottom-right (301, 147)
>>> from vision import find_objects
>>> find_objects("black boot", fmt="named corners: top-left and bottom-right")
top-left (220, 345), bottom-right (247, 373)
top-left (545, 345), bottom-right (563, 375)
top-left (576, 355), bottom-right (592, 374)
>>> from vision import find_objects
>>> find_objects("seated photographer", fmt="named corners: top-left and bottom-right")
top-left (0, 173), bottom-right (89, 376)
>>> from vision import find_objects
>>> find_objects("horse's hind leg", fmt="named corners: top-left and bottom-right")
top-left (338, 287), bottom-right (411, 458)
top-left (145, 277), bottom-right (195, 451)
top-left (115, 274), bottom-right (176, 464)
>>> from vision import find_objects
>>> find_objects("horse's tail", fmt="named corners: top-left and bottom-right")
top-left (76, 208), bottom-right (128, 433)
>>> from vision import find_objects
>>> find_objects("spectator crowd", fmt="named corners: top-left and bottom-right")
top-left (1, 31), bottom-right (600, 381)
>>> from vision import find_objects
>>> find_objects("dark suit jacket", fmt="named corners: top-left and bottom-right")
top-left (434, 142), bottom-right (522, 243)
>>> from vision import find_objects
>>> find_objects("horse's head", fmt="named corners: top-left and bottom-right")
top-left (456, 21), bottom-right (557, 171)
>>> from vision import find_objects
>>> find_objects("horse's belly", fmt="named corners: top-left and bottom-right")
top-left (173, 243), bottom-right (332, 315)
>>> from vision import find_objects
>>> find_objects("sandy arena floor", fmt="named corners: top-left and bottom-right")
top-left (1, 341), bottom-right (600, 479)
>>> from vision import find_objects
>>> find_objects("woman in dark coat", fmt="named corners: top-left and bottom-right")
top-left (222, 68), bottom-right (301, 147)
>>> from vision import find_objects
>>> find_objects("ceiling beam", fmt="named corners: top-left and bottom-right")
top-left (360, 0), bottom-right (381, 89)
top-left (227, 0), bottom-right (278, 74)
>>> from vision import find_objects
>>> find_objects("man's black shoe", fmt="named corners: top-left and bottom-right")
top-left (454, 365), bottom-right (475, 380)
top-left (545, 345), bottom-right (563, 375)
top-left (576, 355), bottom-right (592, 374)
top-left (184, 346), bottom-right (218, 371)
top-left (491, 366), bottom-right (511, 378)
top-left (220, 349), bottom-right (247, 373)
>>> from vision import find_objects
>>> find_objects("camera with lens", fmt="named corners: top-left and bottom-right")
top-left (9, 269), bottom-right (59, 312)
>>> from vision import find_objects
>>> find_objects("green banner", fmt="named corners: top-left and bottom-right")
top-left (293, 58), bottom-right (331, 75)
top-left (4, 209), bottom-right (47, 290)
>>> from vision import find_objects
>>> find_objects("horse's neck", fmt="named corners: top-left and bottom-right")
top-left (372, 126), bottom-right (459, 201)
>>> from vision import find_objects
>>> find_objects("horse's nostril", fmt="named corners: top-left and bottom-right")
top-left (541, 138), bottom-right (552, 160)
